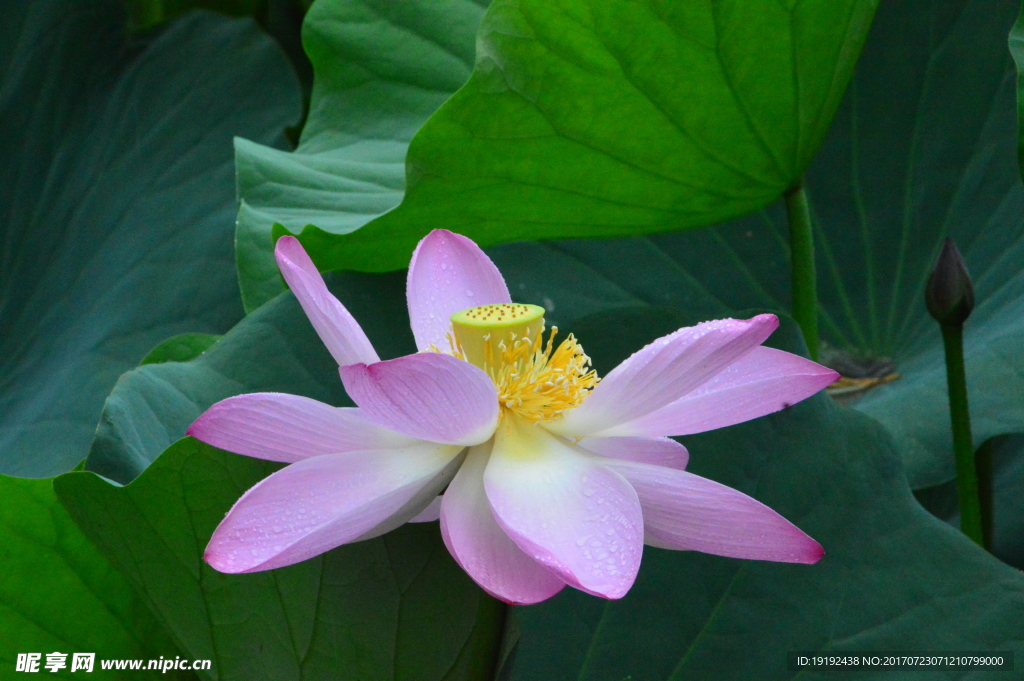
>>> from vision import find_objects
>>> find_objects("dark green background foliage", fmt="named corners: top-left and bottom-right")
top-left (0, 0), bottom-right (300, 478)
top-left (3, 0), bottom-right (1024, 678)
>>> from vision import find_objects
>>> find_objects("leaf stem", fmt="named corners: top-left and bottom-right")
top-left (940, 323), bottom-right (983, 547)
top-left (976, 438), bottom-right (993, 550)
top-left (784, 183), bottom-right (819, 360)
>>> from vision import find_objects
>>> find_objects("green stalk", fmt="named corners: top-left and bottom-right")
top-left (784, 183), bottom-right (819, 360)
top-left (976, 439), bottom-right (993, 550)
top-left (940, 323), bottom-right (984, 547)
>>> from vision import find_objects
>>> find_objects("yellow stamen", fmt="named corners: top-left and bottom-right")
top-left (449, 304), bottom-right (599, 422)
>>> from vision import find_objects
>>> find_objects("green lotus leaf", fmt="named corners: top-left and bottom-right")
top-left (234, 0), bottom-right (488, 311)
top-left (278, 0), bottom-right (877, 274)
top-left (0, 0), bottom-right (300, 477)
top-left (140, 334), bottom-right (222, 366)
top-left (0, 474), bottom-right (193, 679)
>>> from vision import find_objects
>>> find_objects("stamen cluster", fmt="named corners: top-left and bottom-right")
top-left (487, 328), bottom-right (599, 422)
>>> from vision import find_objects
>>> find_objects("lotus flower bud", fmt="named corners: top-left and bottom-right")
top-left (926, 237), bottom-right (974, 326)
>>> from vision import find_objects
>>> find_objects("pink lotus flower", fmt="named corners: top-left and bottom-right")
top-left (188, 230), bottom-right (837, 604)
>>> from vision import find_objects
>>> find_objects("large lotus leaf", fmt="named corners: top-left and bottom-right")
top-left (0, 474), bottom-right (194, 680)
top-left (235, 0), bottom-right (488, 311)
top-left (277, 0), bottom-right (878, 274)
top-left (56, 439), bottom-right (504, 681)
top-left (499, 306), bottom-right (1024, 680)
top-left (122, 0), bottom-right (314, 98)
top-left (489, 0), bottom-right (1024, 490)
top-left (0, 1), bottom-right (301, 477)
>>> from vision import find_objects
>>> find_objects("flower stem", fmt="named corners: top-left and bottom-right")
top-left (784, 183), bottom-right (818, 360)
top-left (940, 323), bottom-right (984, 547)
top-left (976, 438), bottom-right (993, 550)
